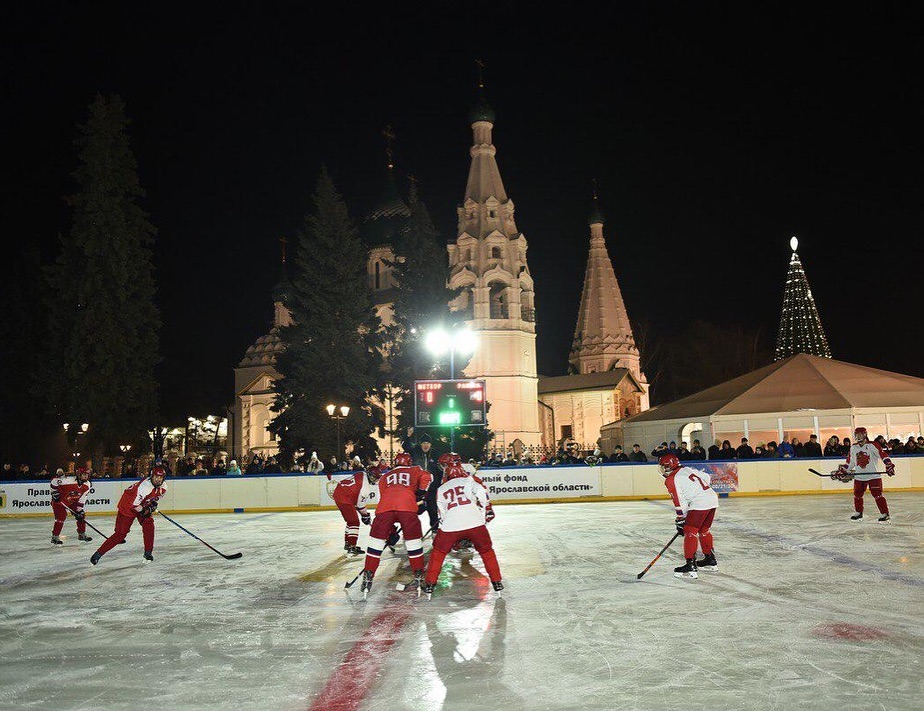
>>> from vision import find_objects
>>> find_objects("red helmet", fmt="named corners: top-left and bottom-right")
top-left (449, 452), bottom-right (462, 466)
top-left (444, 464), bottom-right (466, 480)
top-left (151, 465), bottom-right (167, 480)
top-left (438, 453), bottom-right (454, 469)
top-left (658, 454), bottom-right (681, 478)
top-left (394, 452), bottom-right (412, 467)
top-left (366, 466), bottom-right (381, 484)
top-left (377, 459), bottom-right (388, 470)
top-left (75, 466), bottom-right (90, 482)
top-left (853, 427), bottom-right (868, 442)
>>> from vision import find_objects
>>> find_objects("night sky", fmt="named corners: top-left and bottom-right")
top-left (3, 2), bottom-right (922, 420)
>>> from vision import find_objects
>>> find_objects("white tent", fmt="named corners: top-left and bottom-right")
top-left (603, 354), bottom-right (924, 452)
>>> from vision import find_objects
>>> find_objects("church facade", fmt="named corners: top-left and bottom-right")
top-left (229, 88), bottom-right (648, 461)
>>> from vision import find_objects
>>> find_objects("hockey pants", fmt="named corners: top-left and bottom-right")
top-left (426, 525), bottom-right (502, 585)
top-left (682, 508), bottom-right (715, 559)
top-left (365, 510), bottom-right (424, 574)
top-left (51, 501), bottom-right (86, 537)
top-left (853, 478), bottom-right (888, 515)
top-left (94, 512), bottom-right (154, 557)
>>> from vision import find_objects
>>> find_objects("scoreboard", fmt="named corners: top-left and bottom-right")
top-left (414, 379), bottom-right (486, 428)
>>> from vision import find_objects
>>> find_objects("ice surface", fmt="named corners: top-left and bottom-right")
top-left (1, 494), bottom-right (922, 710)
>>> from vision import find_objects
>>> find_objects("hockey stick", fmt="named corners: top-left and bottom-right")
top-left (61, 502), bottom-right (119, 542)
top-left (156, 511), bottom-right (242, 559)
top-left (636, 531), bottom-right (681, 580)
top-left (344, 526), bottom-right (403, 589)
top-left (809, 467), bottom-right (887, 478)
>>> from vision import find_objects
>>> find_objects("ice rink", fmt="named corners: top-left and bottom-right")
top-left (1, 493), bottom-right (922, 711)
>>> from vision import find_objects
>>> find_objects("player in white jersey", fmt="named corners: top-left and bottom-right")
top-left (833, 427), bottom-right (895, 522)
top-left (660, 454), bottom-right (719, 579)
top-left (422, 464), bottom-right (503, 597)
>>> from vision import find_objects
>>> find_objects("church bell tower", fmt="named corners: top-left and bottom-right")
top-left (447, 70), bottom-right (540, 447)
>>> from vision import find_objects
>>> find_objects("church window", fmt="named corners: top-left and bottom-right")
top-left (561, 425), bottom-right (573, 441)
top-left (489, 282), bottom-right (508, 319)
top-left (374, 261), bottom-right (381, 290)
top-left (491, 246), bottom-right (502, 259)
top-left (489, 209), bottom-right (496, 218)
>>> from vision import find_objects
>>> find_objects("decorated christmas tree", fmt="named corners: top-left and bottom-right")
top-left (775, 236), bottom-right (832, 360)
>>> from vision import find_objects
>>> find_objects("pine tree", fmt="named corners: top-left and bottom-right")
top-left (775, 237), bottom-right (832, 360)
top-left (384, 193), bottom-right (491, 461)
top-left (36, 94), bottom-right (160, 455)
top-left (269, 168), bottom-right (383, 463)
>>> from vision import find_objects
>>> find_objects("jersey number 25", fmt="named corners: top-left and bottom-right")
top-left (443, 486), bottom-right (471, 510)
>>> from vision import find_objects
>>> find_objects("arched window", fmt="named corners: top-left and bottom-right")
top-left (491, 246), bottom-right (502, 259)
top-left (489, 282), bottom-right (508, 319)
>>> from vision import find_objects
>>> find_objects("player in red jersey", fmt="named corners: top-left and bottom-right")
top-left (833, 427), bottom-right (895, 522)
top-left (660, 454), bottom-right (719, 579)
top-left (50, 466), bottom-right (93, 545)
top-left (90, 465), bottom-right (167, 565)
top-left (422, 464), bottom-right (503, 598)
top-left (333, 466), bottom-right (381, 554)
top-left (360, 452), bottom-right (431, 597)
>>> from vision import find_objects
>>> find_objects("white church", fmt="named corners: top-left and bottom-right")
top-left (229, 86), bottom-right (649, 462)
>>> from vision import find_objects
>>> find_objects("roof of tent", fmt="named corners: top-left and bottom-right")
top-left (625, 354), bottom-right (924, 423)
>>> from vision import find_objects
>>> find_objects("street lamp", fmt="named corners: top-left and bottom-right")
top-left (424, 326), bottom-right (477, 378)
top-left (119, 444), bottom-right (132, 477)
top-left (326, 404), bottom-right (350, 465)
top-left (424, 326), bottom-right (478, 449)
top-left (63, 422), bottom-right (89, 468)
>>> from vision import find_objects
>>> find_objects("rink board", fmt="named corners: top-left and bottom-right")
top-left (2, 456), bottom-right (923, 517)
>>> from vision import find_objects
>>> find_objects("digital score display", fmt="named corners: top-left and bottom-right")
top-left (414, 379), bottom-right (486, 428)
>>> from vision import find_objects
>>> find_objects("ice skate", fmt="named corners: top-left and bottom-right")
top-left (878, 514), bottom-right (891, 524)
top-left (143, 551), bottom-right (154, 562)
top-left (360, 570), bottom-right (374, 599)
top-left (346, 545), bottom-right (364, 555)
top-left (674, 559), bottom-right (698, 579)
top-left (422, 582), bottom-right (435, 599)
top-left (78, 533), bottom-right (92, 542)
top-left (850, 512), bottom-right (863, 521)
top-left (51, 536), bottom-right (63, 545)
top-left (492, 580), bottom-right (504, 592)
top-left (90, 552), bottom-right (102, 566)
top-left (695, 552), bottom-right (718, 571)
top-left (414, 569), bottom-right (424, 598)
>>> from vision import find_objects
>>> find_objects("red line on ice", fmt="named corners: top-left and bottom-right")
top-left (308, 600), bottom-right (413, 711)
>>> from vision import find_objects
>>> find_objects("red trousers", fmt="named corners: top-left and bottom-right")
top-left (51, 501), bottom-right (86, 537)
top-left (682, 508), bottom-right (715, 559)
top-left (336, 502), bottom-right (360, 547)
top-left (426, 525), bottom-right (501, 585)
top-left (95, 513), bottom-right (154, 557)
top-left (853, 478), bottom-right (888, 515)
top-left (365, 510), bottom-right (424, 573)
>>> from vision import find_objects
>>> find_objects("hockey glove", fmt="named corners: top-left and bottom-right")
top-left (485, 505), bottom-right (496, 523)
top-left (417, 501), bottom-right (427, 515)
top-left (74, 509), bottom-right (86, 521)
top-left (360, 511), bottom-right (371, 526)
top-left (675, 516), bottom-right (686, 534)
top-left (885, 459), bottom-right (895, 477)
top-left (832, 465), bottom-right (852, 482)
top-left (51, 490), bottom-right (61, 502)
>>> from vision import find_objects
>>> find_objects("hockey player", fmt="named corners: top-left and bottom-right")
top-left (360, 452), bottom-right (431, 597)
top-left (833, 426), bottom-right (895, 522)
top-left (50, 466), bottom-right (93, 544)
top-left (423, 463), bottom-right (503, 597)
top-left (90, 465), bottom-right (167, 565)
top-left (659, 454), bottom-right (719, 579)
top-left (333, 465), bottom-right (380, 554)
top-left (439, 452), bottom-right (494, 551)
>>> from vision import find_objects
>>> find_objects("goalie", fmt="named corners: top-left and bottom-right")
top-left (831, 427), bottom-right (895, 522)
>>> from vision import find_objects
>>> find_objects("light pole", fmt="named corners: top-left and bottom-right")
top-left (326, 404), bottom-right (350, 466)
top-left (148, 426), bottom-right (168, 460)
top-left (424, 326), bottom-right (478, 450)
top-left (119, 444), bottom-right (132, 477)
top-left (63, 422), bottom-right (89, 469)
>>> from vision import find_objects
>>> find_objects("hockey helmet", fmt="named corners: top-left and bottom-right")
top-left (853, 427), bottom-right (868, 443)
top-left (366, 466), bottom-right (382, 484)
top-left (449, 452), bottom-right (462, 466)
top-left (394, 452), bottom-right (412, 467)
top-left (444, 464), bottom-right (466, 481)
top-left (658, 454), bottom-right (681, 478)
top-left (150, 465), bottom-right (167, 483)
top-left (75, 466), bottom-right (90, 483)
top-left (437, 453), bottom-right (454, 470)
